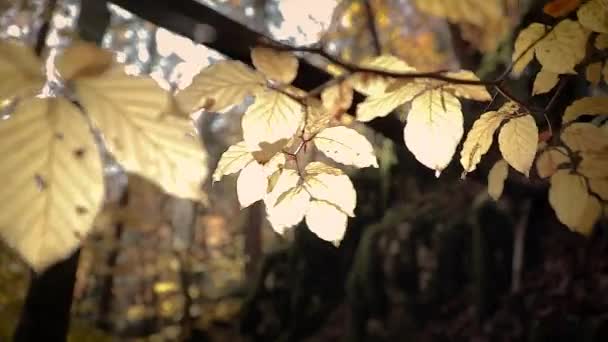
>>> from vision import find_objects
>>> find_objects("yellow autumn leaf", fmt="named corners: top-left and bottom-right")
top-left (175, 61), bottom-right (265, 113)
top-left (498, 114), bottom-right (538, 176)
top-left (213, 142), bottom-right (254, 182)
top-left (404, 90), bottom-right (463, 175)
top-left (251, 47), bottom-right (299, 84)
top-left (241, 89), bottom-right (303, 150)
top-left (313, 126), bottom-right (378, 168)
top-left (578, 150), bottom-right (608, 178)
top-left (413, 0), bottom-right (502, 27)
top-left (561, 123), bottom-right (608, 152)
top-left (442, 70), bottom-right (492, 101)
top-left (460, 109), bottom-right (508, 173)
top-left (0, 40), bottom-right (44, 104)
top-left (512, 23), bottom-right (547, 75)
top-left (487, 159), bottom-right (509, 200)
top-left (589, 178), bottom-right (608, 200)
top-left (264, 169), bottom-right (310, 234)
top-left (574, 196), bottom-right (602, 235)
top-left (596, 33), bottom-right (608, 49)
top-left (535, 19), bottom-right (588, 74)
top-left (305, 200), bottom-right (348, 244)
top-left (237, 161), bottom-right (267, 208)
top-left (563, 96), bottom-right (608, 123)
top-left (0, 97), bottom-right (104, 271)
top-left (532, 69), bottom-right (560, 95)
top-left (586, 62), bottom-right (603, 85)
top-left (55, 41), bottom-right (113, 81)
top-left (549, 170), bottom-right (599, 234)
top-left (303, 162), bottom-right (356, 216)
top-left (536, 147), bottom-right (570, 178)
top-left (321, 82), bottom-right (353, 116)
top-left (577, 0), bottom-right (608, 33)
top-left (74, 71), bottom-right (207, 200)
top-left (356, 80), bottom-right (426, 122)
top-left (350, 55), bottom-right (416, 96)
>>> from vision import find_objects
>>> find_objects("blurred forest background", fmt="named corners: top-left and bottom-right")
top-left (1, 0), bottom-right (607, 341)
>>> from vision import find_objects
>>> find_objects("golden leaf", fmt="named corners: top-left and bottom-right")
top-left (498, 114), bottom-right (538, 176)
top-left (0, 40), bottom-right (44, 104)
top-left (56, 41), bottom-right (113, 81)
top-left (561, 123), bottom-right (608, 152)
top-left (460, 109), bottom-right (507, 172)
top-left (563, 96), bottom-right (608, 123)
top-left (577, 0), bottom-right (608, 33)
top-left (0, 98), bottom-right (104, 271)
top-left (237, 161), bottom-right (267, 208)
top-left (585, 62), bottom-right (603, 85)
top-left (413, 0), bottom-right (502, 27)
top-left (321, 82), bottom-right (353, 116)
top-left (487, 159), bottom-right (509, 200)
top-left (536, 147), bottom-right (570, 178)
top-left (175, 61), bottom-right (265, 113)
top-left (303, 162), bottom-right (356, 216)
top-left (574, 196), bottom-right (602, 235)
top-left (578, 150), bottom-right (608, 178)
top-left (589, 178), bottom-right (608, 200)
top-left (403, 90), bottom-right (463, 175)
top-left (532, 69), bottom-right (560, 95)
top-left (213, 142), bottom-right (254, 182)
top-left (241, 90), bottom-right (303, 150)
top-left (264, 169), bottom-right (310, 234)
top-left (251, 47), bottom-right (299, 84)
top-left (74, 71), bottom-right (207, 199)
top-left (304, 99), bottom-right (332, 136)
top-left (313, 126), bottom-right (378, 168)
top-left (356, 80), bottom-right (426, 122)
top-left (350, 54), bottom-right (415, 96)
top-left (442, 70), bottom-right (491, 101)
top-left (535, 20), bottom-right (588, 74)
top-left (305, 200), bottom-right (348, 244)
top-left (596, 33), bottom-right (608, 49)
top-left (512, 23), bottom-right (547, 75)
top-left (544, 0), bottom-right (582, 17)
top-left (549, 170), bottom-right (599, 234)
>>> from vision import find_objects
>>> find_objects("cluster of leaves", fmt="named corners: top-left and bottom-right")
top-left (0, 40), bottom-right (207, 271)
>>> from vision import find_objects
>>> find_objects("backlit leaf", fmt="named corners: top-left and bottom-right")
top-left (487, 159), bottom-right (508, 200)
top-left (532, 69), bottom-right (560, 95)
top-left (350, 55), bottom-right (415, 96)
top-left (578, 150), bottom-right (608, 178)
top-left (403, 90), bottom-right (463, 174)
top-left (305, 200), bottom-right (348, 244)
top-left (535, 19), bottom-right (588, 74)
top-left (213, 142), bottom-right (254, 182)
top-left (241, 90), bottom-right (303, 150)
top-left (460, 109), bottom-right (508, 172)
top-left (175, 61), bottom-right (265, 113)
top-left (321, 82), bottom-right (353, 116)
top-left (498, 115), bottom-right (538, 176)
top-left (563, 96), bottom-right (608, 123)
top-left (237, 161), bottom-right (267, 208)
top-left (303, 162), bottom-right (356, 216)
top-left (512, 23), bottom-right (546, 75)
top-left (75, 71), bottom-right (207, 199)
top-left (356, 81), bottom-right (426, 122)
top-left (561, 123), bottom-right (608, 152)
top-left (536, 147), bottom-right (570, 178)
top-left (0, 40), bottom-right (44, 104)
top-left (0, 98), bottom-right (104, 271)
top-left (266, 185), bottom-right (310, 234)
top-left (56, 41), bottom-right (113, 81)
top-left (313, 126), bottom-right (378, 168)
top-left (577, 0), bottom-right (608, 33)
top-left (442, 70), bottom-right (491, 101)
top-left (549, 170), bottom-right (597, 234)
top-left (589, 178), bottom-right (608, 200)
top-left (251, 47), bottom-right (299, 84)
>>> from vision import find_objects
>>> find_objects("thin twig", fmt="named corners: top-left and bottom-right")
top-left (363, 0), bottom-right (382, 55)
top-left (35, 0), bottom-right (59, 56)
